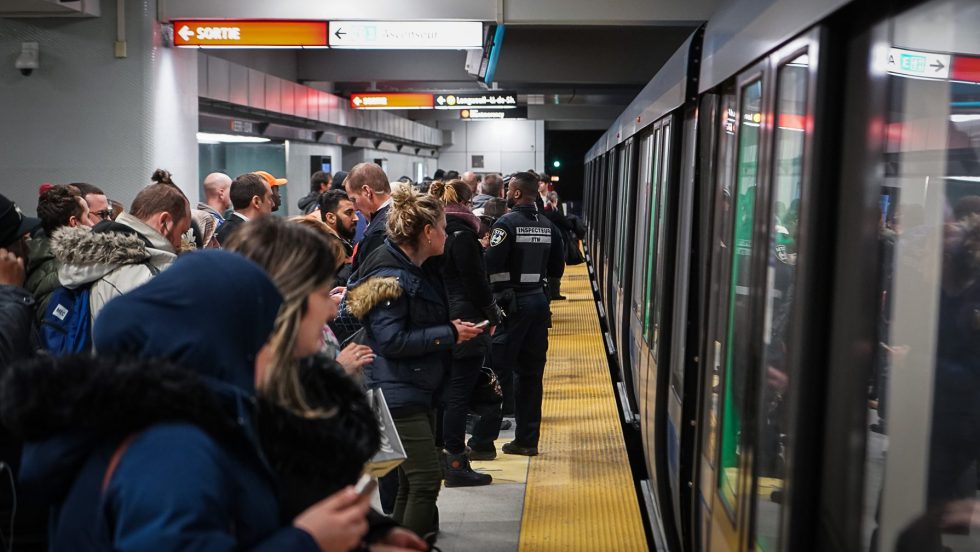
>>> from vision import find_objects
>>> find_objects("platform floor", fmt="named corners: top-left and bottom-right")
top-left (438, 263), bottom-right (647, 551)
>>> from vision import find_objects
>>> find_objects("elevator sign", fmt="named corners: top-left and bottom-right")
top-left (172, 20), bottom-right (328, 48)
top-left (886, 47), bottom-right (950, 79)
top-left (328, 21), bottom-right (482, 49)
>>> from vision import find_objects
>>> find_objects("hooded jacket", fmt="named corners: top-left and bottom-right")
top-left (297, 191), bottom-right (321, 215)
top-left (442, 209), bottom-right (501, 359)
top-left (347, 241), bottom-right (456, 415)
top-left (0, 251), bottom-right (332, 551)
top-left (24, 236), bottom-right (60, 324)
top-left (51, 212), bottom-right (178, 326)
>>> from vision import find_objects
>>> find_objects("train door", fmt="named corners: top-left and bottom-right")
top-left (698, 27), bottom-right (826, 551)
top-left (822, 1), bottom-right (980, 550)
top-left (632, 130), bottom-right (656, 435)
top-left (616, 138), bottom-right (641, 416)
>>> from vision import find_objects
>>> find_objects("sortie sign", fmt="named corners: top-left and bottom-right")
top-left (349, 93), bottom-right (435, 110)
top-left (172, 20), bottom-right (328, 48)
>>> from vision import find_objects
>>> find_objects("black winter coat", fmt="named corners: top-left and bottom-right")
top-left (442, 213), bottom-right (501, 359)
top-left (346, 241), bottom-right (456, 415)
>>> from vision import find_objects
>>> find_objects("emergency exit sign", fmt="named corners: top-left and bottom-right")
top-left (172, 20), bottom-right (328, 48)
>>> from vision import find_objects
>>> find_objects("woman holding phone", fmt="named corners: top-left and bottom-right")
top-left (347, 186), bottom-right (484, 538)
top-left (429, 180), bottom-right (504, 486)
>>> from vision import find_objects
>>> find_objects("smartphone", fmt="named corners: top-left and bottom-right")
top-left (474, 320), bottom-right (491, 329)
top-left (354, 473), bottom-right (378, 497)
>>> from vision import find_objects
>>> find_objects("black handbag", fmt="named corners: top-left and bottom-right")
top-left (469, 366), bottom-right (503, 417)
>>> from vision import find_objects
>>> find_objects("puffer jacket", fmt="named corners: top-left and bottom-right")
top-left (347, 241), bottom-right (456, 415)
top-left (24, 237), bottom-right (60, 324)
top-left (51, 212), bottom-right (177, 325)
top-left (297, 192), bottom-right (321, 215)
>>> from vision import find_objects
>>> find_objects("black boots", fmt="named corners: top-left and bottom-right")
top-left (443, 451), bottom-right (493, 487)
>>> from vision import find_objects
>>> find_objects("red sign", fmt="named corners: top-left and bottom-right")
top-left (172, 20), bottom-right (328, 47)
top-left (349, 93), bottom-right (434, 110)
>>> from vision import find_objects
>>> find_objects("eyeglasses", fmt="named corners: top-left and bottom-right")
top-left (93, 209), bottom-right (113, 221)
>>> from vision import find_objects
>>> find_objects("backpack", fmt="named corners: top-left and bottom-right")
top-left (40, 262), bottom-right (161, 355)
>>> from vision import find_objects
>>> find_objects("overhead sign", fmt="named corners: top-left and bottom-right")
top-left (886, 47), bottom-right (950, 79)
top-left (460, 107), bottom-right (528, 120)
top-left (350, 93), bottom-right (434, 110)
top-left (173, 20), bottom-right (328, 48)
top-left (328, 21), bottom-right (482, 49)
top-left (436, 92), bottom-right (518, 109)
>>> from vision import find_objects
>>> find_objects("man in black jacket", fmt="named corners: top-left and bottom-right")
top-left (469, 172), bottom-right (565, 458)
top-left (346, 163), bottom-right (392, 271)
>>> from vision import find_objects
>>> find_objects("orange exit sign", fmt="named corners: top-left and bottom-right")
top-left (172, 20), bottom-right (328, 48)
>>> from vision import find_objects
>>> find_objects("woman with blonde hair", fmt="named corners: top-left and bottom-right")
top-left (346, 186), bottom-right (484, 538)
top-left (225, 217), bottom-right (428, 552)
top-left (429, 180), bottom-right (504, 484)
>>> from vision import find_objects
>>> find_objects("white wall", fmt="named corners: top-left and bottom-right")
top-left (284, 141), bottom-right (343, 216)
top-left (0, 0), bottom-right (199, 214)
top-left (436, 119), bottom-right (545, 176)
top-left (344, 149), bottom-right (438, 184)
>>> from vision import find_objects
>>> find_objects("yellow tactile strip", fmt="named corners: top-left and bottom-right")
top-left (518, 264), bottom-right (648, 551)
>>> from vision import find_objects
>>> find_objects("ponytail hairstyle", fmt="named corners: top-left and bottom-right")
top-left (386, 185), bottom-right (444, 246)
top-left (151, 169), bottom-right (175, 186)
top-left (428, 179), bottom-right (472, 206)
top-left (223, 216), bottom-right (339, 418)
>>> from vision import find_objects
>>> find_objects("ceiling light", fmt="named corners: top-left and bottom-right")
top-left (196, 132), bottom-right (271, 144)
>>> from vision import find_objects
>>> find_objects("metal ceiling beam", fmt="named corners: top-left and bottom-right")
top-left (158, 0), bottom-right (719, 25)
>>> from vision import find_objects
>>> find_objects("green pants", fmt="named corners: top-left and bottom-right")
top-left (392, 411), bottom-right (442, 536)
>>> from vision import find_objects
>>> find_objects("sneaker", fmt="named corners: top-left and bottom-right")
top-left (502, 441), bottom-right (538, 456)
top-left (500, 419), bottom-right (513, 431)
top-left (443, 452), bottom-right (492, 487)
top-left (468, 445), bottom-right (497, 461)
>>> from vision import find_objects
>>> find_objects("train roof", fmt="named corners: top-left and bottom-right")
top-left (699, 0), bottom-right (850, 92)
top-left (586, 28), bottom-right (701, 162)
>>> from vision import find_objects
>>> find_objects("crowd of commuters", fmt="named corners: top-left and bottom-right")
top-left (0, 163), bottom-right (585, 551)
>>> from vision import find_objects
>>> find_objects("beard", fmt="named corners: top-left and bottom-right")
top-left (337, 223), bottom-right (357, 242)
top-left (506, 198), bottom-right (517, 209)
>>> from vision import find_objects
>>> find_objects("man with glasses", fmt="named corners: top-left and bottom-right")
top-left (71, 182), bottom-right (112, 225)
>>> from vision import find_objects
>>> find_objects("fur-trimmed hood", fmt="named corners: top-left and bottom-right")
top-left (51, 213), bottom-right (177, 288)
top-left (346, 276), bottom-right (403, 319)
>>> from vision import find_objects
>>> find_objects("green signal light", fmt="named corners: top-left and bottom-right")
top-left (552, 160), bottom-right (561, 168)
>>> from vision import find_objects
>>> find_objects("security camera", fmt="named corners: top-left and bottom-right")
top-left (16, 42), bottom-right (39, 76)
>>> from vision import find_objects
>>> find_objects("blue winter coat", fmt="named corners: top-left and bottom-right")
top-left (1, 251), bottom-right (320, 551)
top-left (346, 241), bottom-right (456, 414)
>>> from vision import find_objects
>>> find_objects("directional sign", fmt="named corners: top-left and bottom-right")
top-left (460, 107), bottom-right (528, 120)
top-left (886, 47), bottom-right (950, 79)
top-left (350, 93), bottom-right (434, 110)
top-left (435, 92), bottom-right (518, 110)
top-left (328, 21), bottom-right (482, 49)
top-left (172, 20), bottom-right (328, 48)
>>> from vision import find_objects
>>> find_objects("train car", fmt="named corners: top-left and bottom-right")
top-left (583, 0), bottom-right (980, 550)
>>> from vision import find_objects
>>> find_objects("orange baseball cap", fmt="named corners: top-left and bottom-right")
top-left (252, 170), bottom-right (287, 186)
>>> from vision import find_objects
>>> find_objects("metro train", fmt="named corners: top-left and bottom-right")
top-left (582, 0), bottom-right (980, 550)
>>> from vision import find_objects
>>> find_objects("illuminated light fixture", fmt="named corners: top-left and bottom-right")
top-left (950, 114), bottom-right (980, 122)
top-left (553, 160), bottom-right (561, 169)
top-left (328, 21), bottom-right (482, 49)
top-left (197, 132), bottom-right (271, 144)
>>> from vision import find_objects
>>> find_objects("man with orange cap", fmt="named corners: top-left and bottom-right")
top-left (253, 170), bottom-right (287, 213)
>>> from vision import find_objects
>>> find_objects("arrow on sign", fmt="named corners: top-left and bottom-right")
top-left (931, 59), bottom-right (945, 71)
top-left (353, 96), bottom-right (363, 106)
top-left (436, 96), bottom-right (446, 105)
top-left (178, 25), bottom-right (195, 41)
top-left (334, 28), bottom-right (346, 40)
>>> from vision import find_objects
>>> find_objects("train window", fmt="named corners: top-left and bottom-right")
top-left (752, 52), bottom-right (811, 552)
top-left (862, 1), bottom-right (980, 550)
top-left (718, 77), bottom-right (763, 516)
top-left (644, 127), bottom-right (664, 341)
top-left (652, 123), bottom-right (673, 354)
top-left (633, 133), bottom-right (655, 319)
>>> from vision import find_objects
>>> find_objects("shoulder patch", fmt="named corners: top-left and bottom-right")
top-left (490, 228), bottom-right (507, 247)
